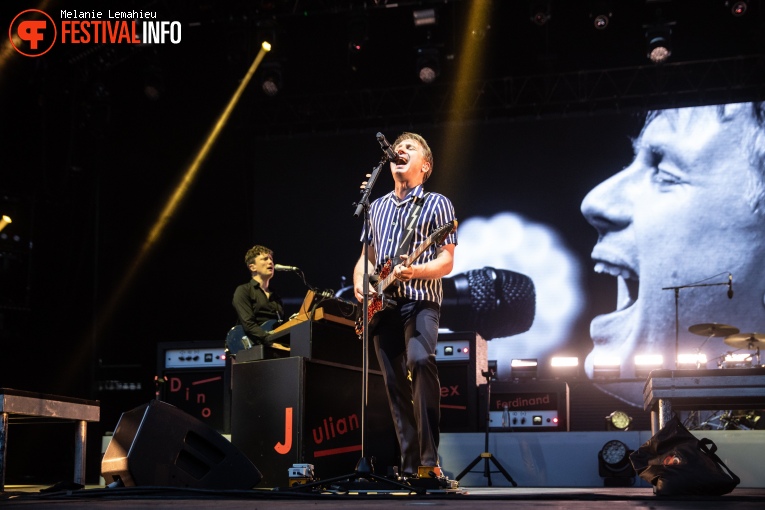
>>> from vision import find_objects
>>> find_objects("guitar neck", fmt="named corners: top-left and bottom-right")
top-left (373, 220), bottom-right (455, 295)
top-left (377, 239), bottom-right (434, 294)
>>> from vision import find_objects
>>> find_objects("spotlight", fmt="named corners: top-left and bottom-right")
top-left (605, 410), bottom-right (632, 431)
top-left (0, 215), bottom-right (11, 234)
top-left (593, 14), bottom-right (610, 30)
top-left (728, 1), bottom-right (748, 16)
top-left (590, 2), bottom-right (613, 31)
top-left (646, 27), bottom-right (672, 63)
top-left (413, 8), bottom-right (437, 27)
top-left (634, 354), bottom-right (663, 378)
top-left (721, 352), bottom-right (753, 369)
top-left (347, 15), bottom-right (369, 54)
top-left (530, 1), bottom-right (551, 26)
top-left (677, 352), bottom-right (708, 370)
top-left (550, 356), bottom-right (579, 379)
top-left (259, 63), bottom-right (282, 96)
top-left (598, 440), bottom-right (635, 487)
top-left (416, 46), bottom-right (440, 84)
top-left (592, 355), bottom-right (620, 379)
top-left (511, 358), bottom-right (538, 380)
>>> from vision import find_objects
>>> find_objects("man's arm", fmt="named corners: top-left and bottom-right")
top-left (394, 243), bottom-right (455, 282)
top-left (353, 244), bottom-right (377, 303)
top-left (232, 286), bottom-right (271, 342)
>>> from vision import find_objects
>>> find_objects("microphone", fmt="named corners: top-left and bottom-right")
top-left (440, 267), bottom-right (536, 340)
top-left (274, 264), bottom-right (300, 272)
top-left (376, 132), bottom-right (398, 162)
top-left (728, 273), bottom-right (734, 299)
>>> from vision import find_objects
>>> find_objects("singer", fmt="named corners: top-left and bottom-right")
top-left (580, 102), bottom-right (765, 404)
top-left (232, 245), bottom-right (286, 348)
top-left (353, 132), bottom-right (457, 479)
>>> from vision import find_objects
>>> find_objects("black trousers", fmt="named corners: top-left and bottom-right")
top-left (372, 299), bottom-right (441, 474)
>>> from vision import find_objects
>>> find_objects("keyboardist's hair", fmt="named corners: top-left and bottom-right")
top-left (244, 245), bottom-right (273, 266)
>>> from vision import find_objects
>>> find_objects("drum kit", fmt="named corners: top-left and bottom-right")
top-left (686, 323), bottom-right (764, 430)
top-left (687, 322), bottom-right (764, 368)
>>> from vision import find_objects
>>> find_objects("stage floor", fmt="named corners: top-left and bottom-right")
top-left (2, 485), bottom-right (765, 509)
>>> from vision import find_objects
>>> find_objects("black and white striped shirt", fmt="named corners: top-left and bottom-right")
top-left (363, 185), bottom-right (457, 305)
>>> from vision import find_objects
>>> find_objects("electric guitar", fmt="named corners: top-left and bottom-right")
top-left (355, 220), bottom-right (457, 338)
top-left (225, 319), bottom-right (289, 354)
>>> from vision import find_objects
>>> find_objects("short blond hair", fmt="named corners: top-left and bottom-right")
top-left (394, 132), bottom-right (434, 182)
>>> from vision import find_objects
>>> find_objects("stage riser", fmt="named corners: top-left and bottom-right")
top-left (439, 430), bottom-right (765, 488)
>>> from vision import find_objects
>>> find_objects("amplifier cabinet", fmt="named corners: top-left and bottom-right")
top-left (157, 341), bottom-right (230, 434)
top-left (436, 331), bottom-right (486, 432)
top-left (479, 381), bottom-right (570, 432)
top-left (231, 357), bottom-right (398, 488)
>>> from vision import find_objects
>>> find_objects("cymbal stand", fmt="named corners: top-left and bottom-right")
top-left (662, 274), bottom-right (730, 368)
top-left (455, 370), bottom-right (517, 487)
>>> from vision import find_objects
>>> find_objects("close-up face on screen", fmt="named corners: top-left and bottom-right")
top-left (397, 101), bottom-right (765, 406)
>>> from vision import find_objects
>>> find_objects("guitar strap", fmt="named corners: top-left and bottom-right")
top-left (393, 192), bottom-right (430, 265)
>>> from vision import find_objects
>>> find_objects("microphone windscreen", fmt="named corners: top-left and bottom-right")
top-left (441, 267), bottom-right (536, 340)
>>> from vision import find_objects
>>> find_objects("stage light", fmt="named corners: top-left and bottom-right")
top-left (646, 27), bottom-right (672, 63)
top-left (530, 1), bottom-right (551, 26)
top-left (677, 352), bottom-right (708, 369)
top-left (259, 63), bottom-right (282, 96)
top-left (550, 356), bottom-right (579, 379)
top-left (592, 355), bottom-right (620, 379)
top-left (0, 215), bottom-right (11, 234)
top-left (722, 352), bottom-right (753, 369)
top-left (728, 1), bottom-right (748, 16)
top-left (416, 46), bottom-right (440, 84)
top-left (590, 2), bottom-right (613, 30)
top-left (605, 410), bottom-right (632, 431)
top-left (413, 8), bottom-right (437, 27)
top-left (511, 358), bottom-right (538, 380)
top-left (593, 14), bottom-right (610, 29)
top-left (551, 356), bottom-right (578, 367)
top-left (347, 15), bottom-right (369, 54)
top-left (598, 439), bottom-right (635, 487)
top-left (634, 354), bottom-right (663, 378)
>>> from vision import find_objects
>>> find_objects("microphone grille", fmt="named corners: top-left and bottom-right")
top-left (465, 267), bottom-right (536, 339)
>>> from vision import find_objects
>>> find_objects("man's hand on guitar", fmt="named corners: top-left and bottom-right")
top-left (393, 255), bottom-right (414, 282)
top-left (354, 281), bottom-right (378, 303)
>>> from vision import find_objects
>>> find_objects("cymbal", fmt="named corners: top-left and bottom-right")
top-left (688, 323), bottom-right (740, 337)
top-left (724, 333), bottom-right (765, 349)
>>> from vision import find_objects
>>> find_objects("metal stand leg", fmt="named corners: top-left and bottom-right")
top-left (1, 412), bottom-right (8, 493)
top-left (74, 420), bottom-right (87, 486)
top-left (658, 398), bottom-right (673, 431)
top-left (454, 371), bottom-right (517, 487)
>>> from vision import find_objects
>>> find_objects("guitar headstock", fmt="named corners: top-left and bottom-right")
top-left (431, 219), bottom-right (457, 245)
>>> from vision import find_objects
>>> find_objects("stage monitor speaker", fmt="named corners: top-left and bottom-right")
top-left (101, 400), bottom-right (262, 489)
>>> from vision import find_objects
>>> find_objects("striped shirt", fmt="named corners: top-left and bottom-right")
top-left (362, 185), bottom-right (457, 305)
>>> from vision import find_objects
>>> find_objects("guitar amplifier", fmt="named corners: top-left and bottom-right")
top-left (157, 341), bottom-right (230, 433)
top-left (436, 331), bottom-right (487, 432)
top-left (479, 380), bottom-right (570, 432)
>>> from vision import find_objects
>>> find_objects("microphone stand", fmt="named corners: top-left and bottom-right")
top-left (288, 154), bottom-right (420, 493)
top-left (662, 277), bottom-right (730, 370)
